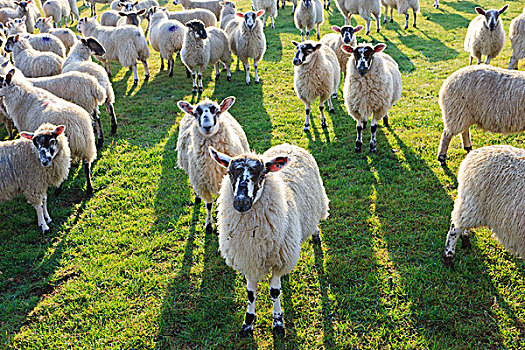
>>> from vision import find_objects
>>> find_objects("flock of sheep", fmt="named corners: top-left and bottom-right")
top-left (0, 0), bottom-right (522, 339)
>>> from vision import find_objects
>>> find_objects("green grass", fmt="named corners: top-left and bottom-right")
top-left (1, 0), bottom-right (525, 348)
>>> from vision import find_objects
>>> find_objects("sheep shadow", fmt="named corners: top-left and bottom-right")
top-left (398, 31), bottom-right (459, 62)
top-left (423, 10), bottom-right (470, 30)
top-left (440, 0), bottom-right (478, 16)
top-left (375, 34), bottom-right (416, 72)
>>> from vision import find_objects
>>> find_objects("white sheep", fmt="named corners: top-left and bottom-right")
top-left (77, 16), bottom-right (150, 84)
top-left (115, 8), bottom-right (146, 26)
top-left (437, 65), bottom-right (525, 166)
top-left (209, 143), bottom-right (329, 337)
top-left (381, 0), bottom-right (419, 29)
top-left (0, 123), bottom-right (70, 233)
top-left (252, 0), bottom-right (277, 29)
top-left (464, 5), bottom-right (508, 65)
top-left (443, 145), bottom-right (525, 267)
top-left (0, 0), bottom-right (34, 30)
top-left (292, 40), bottom-right (340, 132)
top-left (0, 69), bottom-right (97, 194)
top-left (172, 0), bottom-right (222, 19)
top-left (342, 43), bottom-right (401, 152)
top-left (100, 10), bottom-right (124, 26)
top-left (181, 19), bottom-right (231, 93)
top-left (34, 17), bottom-right (77, 55)
top-left (147, 7), bottom-right (185, 77)
top-left (335, 0), bottom-right (381, 34)
top-left (176, 96), bottom-right (249, 233)
top-left (42, 0), bottom-right (71, 27)
top-left (145, 6), bottom-right (216, 36)
top-left (508, 7), bottom-right (525, 70)
top-left (132, 0), bottom-right (159, 12)
top-left (219, 0), bottom-right (235, 30)
top-left (294, 0), bottom-right (323, 41)
top-left (226, 11), bottom-right (266, 85)
top-left (6, 18), bottom-right (66, 57)
top-left (277, 0), bottom-right (297, 14)
top-left (4, 34), bottom-right (63, 77)
top-left (110, 0), bottom-right (135, 11)
top-left (319, 24), bottom-right (362, 77)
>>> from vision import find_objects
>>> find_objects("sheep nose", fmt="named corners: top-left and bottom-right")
top-left (203, 126), bottom-right (212, 133)
top-left (233, 195), bottom-right (252, 213)
top-left (293, 58), bottom-right (301, 66)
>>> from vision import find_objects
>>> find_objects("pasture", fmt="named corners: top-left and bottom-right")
top-left (1, 0), bottom-right (524, 348)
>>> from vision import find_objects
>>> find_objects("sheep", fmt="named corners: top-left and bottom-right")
top-left (508, 8), bottom-right (525, 70)
top-left (292, 40), bottom-right (339, 132)
top-left (42, 0), bottom-right (71, 27)
top-left (63, 37), bottom-right (118, 136)
top-left (253, 0), bottom-right (277, 29)
top-left (176, 96), bottom-right (249, 234)
top-left (147, 7), bottom-right (185, 77)
top-left (0, 1), bottom-right (33, 28)
top-left (319, 24), bottom-right (362, 78)
top-left (209, 143), bottom-right (329, 337)
top-left (110, 0), bottom-right (135, 11)
top-left (181, 19), bottom-right (231, 93)
top-left (0, 123), bottom-right (70, 233)
top-left (172, 0), bottom-right (222, 20)
top-left (381, 0), bottom-right (419, 29)
top-left (437, 65), bottom-right (525, 166)
top-left (5, 18), bottom-right (66, 57)
top-left (443, 145), bottom-right (525, 267)
top-left (277, 0), bottom-right (297, 14)
top-left (219, 0), bottom-right (235, 30)
top-left (100, 10), bottom-right (123, 26)
top-left (4, 34), bottom-right (63, 77)
top-left (335, 0), bottom-right (381, 35)
top-left (77, 16), bottom-right (150, 84)
top-left (0, 69), bottom-right (97, 194)
top-left (294, 0), bottom-right (323, 41)
top-left (86, 0), bottom-right (111, 17)
top-left (132, 0), bottom-right (159, 12)
top-left (0, 102), bottom-right (14, 139)
top-left (342, 43), bottom-right (401, 152)
top-left (464, 5), bottom-right (508, 65)
top-left (145, 6), bottom-right (216, 36)
top-left (66, 0), bottom-right (79, 23)
top-left (226, 11), bottom-right (266, 85)
top-left (34, 17), bottom-right (77, 55)
top-left (116, 8), bottom-right (146, 26)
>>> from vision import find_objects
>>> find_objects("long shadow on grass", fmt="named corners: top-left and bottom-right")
top-left (398, 31), bottom-right (459, 62)
top-left (375, 33), bottom-right (416, 72)
top-left (424, 10), bottom-right (470, 30)
top-left (440, 0), bottom-right (478, 16)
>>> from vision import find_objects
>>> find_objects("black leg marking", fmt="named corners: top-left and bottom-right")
top-left (438, 154), bottom-right (447, 166)
top-left (464, 146), bottom-right (473, 153)
top-left (206, 202), bottom-right (213, 234)
top-left (461, 234), bottom-right (471, 249)
top-left (383, 115), bottom-right (389, 127)
top-left (194, 195), bottom-right (201, 205)
top-left (239, 312), bottom-right (256, 337)
top-left (312, 231), bottom-right (321, 245)
top-left (270, 288), bottom-right (280, 299)
top-left (83, 160), bottom-right (93, 196)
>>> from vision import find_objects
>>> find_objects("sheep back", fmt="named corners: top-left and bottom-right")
top-left (169, 8), bottom-right (217, 27)
top-left (253, 0), bottom-right (277, 18)
top-left (336, 0), bottom-right (380, 20)
top-left (207, 26), bottom-right (230, 65)
top-left (509, 9), bottom-right (525, 61)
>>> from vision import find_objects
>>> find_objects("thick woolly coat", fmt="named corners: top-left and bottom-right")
top-left (509, 8), bottom-right (525, 67)
top-left (294, 0), bottom-right (323, 32)
top-left (464, 14), bottom-right (506, 62)
top-left (320, 31), bottom-right (356, 76)
top-left (226, 16), bottom-right (266, 64)
top-left (34, 18), bottom-right (77, 55)
top-left (168, 8), bottom-right (217, 27)
top-left (380, 0), bottom-right (419, 15)
top-left (176, 0), bottom-right (222, 19)
top-left (149, 11), bottom-right (185, 60)
top-left (181, 25), bottom-right (231, 72)
top-left (335, 0), bottom-right (380, 22)
top-left (10, 36), bottom-right (63, 77)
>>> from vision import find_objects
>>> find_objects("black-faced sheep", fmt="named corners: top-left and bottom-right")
top-left (294, 0), bottom-right (323, 41)
top-left (319, 24), bottom-right (362, 78)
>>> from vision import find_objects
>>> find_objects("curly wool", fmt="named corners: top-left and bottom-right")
top-left (11, 37), bottom-right (63, 77)
top-left (226, 16), bottom-right (266, 64)
top-left (320, 32), bottom-right (355, 76)
top-left (464, 14), bottom-right (505, 63)
top-left (149, 11), bottom-right (185, 61)
top-left (217, 144), bottom-right (329, 282)
top-left (509, 8), bottom-right (525, 69)
top-left (294, 0), bottom-right (323, 33)
top-left (335, 0), bottom-right (380, 23)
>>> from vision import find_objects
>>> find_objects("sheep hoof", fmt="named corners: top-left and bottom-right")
top-left (169, 72), bottom-right (173, 77)
top-left (272, 324), bottom-right (285, 336)
top-left (370, 145), bottom-right (377, 153)
top-left (41, 226), bottom-right (51, 234)
top-left (303, 123), bottom-right (309, 132)
top-left (160, 65), bottom-right (164, 71)
top-left (192, 87), bottom-right (197, 94)
top-left (198, 87), bottom-right (203, 93)
top-left (321, 121), bottom-right (327, 128)
top-left (329, 108), bottom-right (335, 114)
top-left (413, 24), bottom-right (417, 28)
top-left (404, 25), bottom-right (408, 30)
top-left (366, 30), bottom-right (370, 35)
top-left (133, 79), bottom-right (138, 85)
top-left (206, 223), bottom-right (213, 235)
top-left (437, 155), bottom-right (447, 166)
top-left (460, 235), bottom-right (471, 249)
top-left (443, 254), bottom-right (454, 267)
top-left (332, 92), bottom-right (337, 99)
top-left (464, 146), bottom-right (473, 153)
top-left (239, 325), bottom-right (254, 338)
top-left (194, 196), bottom-right (201, 205)
top-left (355, 142), bottom-right (362, 153)
top-left (227, 75), bottom-right (231, 82)
top-left (255, 80), bottom-right (260, 84)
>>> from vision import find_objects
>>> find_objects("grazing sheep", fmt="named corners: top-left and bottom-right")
top-left (116, 8), bottom-right (146, 26)
top-left (5, 18), bottom-right (66, 57)
top-left (335, 0), bottom-right (381, 34)
top-left (145, 6), bottom-right (216, 36)
top-left (292, 40), bottom-right (339, 132)
top-left (0, 69), bottom-right (97, 194)
top-left (4, 34), bottom-right (63, 77)
top-left (210, 143), bottom-right (329, 337)
top-left (34, 17), bottom-right (77, 55)
top-left (173, 0), bottom-right (222, 19)
top-left (219, 0), bottom-right (235, 30)
top-left (42, 0), bottom-right (71, 27)
top-left (181, 19), bottom-right (231, 93)
top-left (294, 0), bottom-right (323, 41)
top-left (443, 145), bottom-right (525, 267)
top-left (319, 24), bottom-right (362, 77)
top-left (342, 43), bottom-right (401, 152)
top-left (226, 11), bottom-right (266, 85)
top-left (77, 16), bottom-right (150, 84)
top-left (147, 7), bottom-right (185, 77)
top-left (86, 0), bottom-right (112, 17)
top-left (176, 96), bottom-right (250, 234)
top-left (381, 0), bottom-right (419, 29)
top-left (437, 65), bottom-right (525, 166)
top-left (253, 0), bottom-right (277, 29)
top-left (464, 5), bottom-right (508, 65)
top-left (0, 123), bottom-right (70, 233)
top-left (63, 37), bottom-right (118, 136)
top-left (508, 7), bottom-right (525, 70)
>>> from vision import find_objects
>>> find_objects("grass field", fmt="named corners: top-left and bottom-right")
top-left (1, 0), bottom-right (525, 348)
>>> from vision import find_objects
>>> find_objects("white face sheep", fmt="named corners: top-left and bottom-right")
top-left (34, 17), bottom-right (78, 55)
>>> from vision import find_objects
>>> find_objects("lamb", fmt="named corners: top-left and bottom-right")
top-left (34, 17), bottom-right (77, 55)
top-left (145, 6), bottom-right (216, 36)
top-left (437, 65), bottom-right (525, 166)
top-left (181, 20), bottom-right (231, 93)
top-left (42, 0), bottom-right (71, 27)
top-left (252, 0), bottom-right (277, 29)
top-left (292, 40), bottom-right (340, 132)
top-left (4, 34), bottom-right (63, 77)
top-left (335, 0), bottom-right (381, 34)
top-left (319, 24), bottom-right (362, 77)
top-left (209, 143), bottom-right (329, 337)
top-left (147, 7), bottom-right (185, 77)
top-left (226, 11), bottom-right (266, 85)
top-left (0, 69), bottom-right (97, 194)
top-left (172, 0), bottom-right (222, 20)
top-left (508, 7), bottom-right (525, 70)
top-left (77, 16), bottom-right (150, 84)
top-left (0, 0), bottom-right (34, 30)
top-left (63, 37), bottom-right (118, 136)
top-left (381, 0), bottom-right (419, 30)
top-left (294, 0), bottom-right (323, 41)
top-left (6, 19), bottom-right (66, 57)
top-left (176, 96), bottom-right (250, 234)
top-left (0, 123), bottom-right (70, 233)
top-left (219, 0), bottom-right (235, 30)
top-left (464, 5), bottom-right (508, 65)
top-left (342, 43), bottom-right (401, 152)
top-left (443, 145), bottom-right (525, 267)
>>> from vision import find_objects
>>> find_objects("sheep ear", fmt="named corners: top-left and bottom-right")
top-left (499, 4), bottom-right (508, 14)
top-left (93, 15), bottom-right (98, 20)
top-left (45, 17), bottom-right (52, 22)
top-left (177, 100), bottom-right (194, 115)
top-left (291, 40), bottom-right (299, 47)
top-left (15, 34), bottom-right (20, 41)
top-left (20, 131), bottom-right (34, 140)
top-left (219, 96), bottom-right (235, 113)
top-left (475, 7), bottom-right (485, 15)
top-left (54, 125), bottom-right (65, 136)
top-left (1, 61), bottom-right (8, 68)
top-left (331, 25), bottom-right (341, 33)
top-left (313, 43), bottom-right (322, 51)
top-left (5, 69), bottom-right (15, 84)
top-left (265, 156), bottom-right (290, 173)
top-left (137, 8), bottom-right (146, 15)
top-left (118, 11), bottom-right (127, 16)
top-left (161, 6), bottom-right (168, 11)
top-left (14, 1), bottom-right (20, 5)
top-left (340, 44), bottom-right (353, 54)
top-left (354, 25), bottom-right (363, 32)
top-left (220, 1), bottom-right (226, 5)
top-left (21, 16), bottom-right (26, 21)
top-left (373, 43), bottom-right (386, 52)
top-left (209, 146), bottom-right (231, 168)
top-left (132, 1), bottom-right (138, 6)
top-left (256, 10), bottom-right (264, 17)
top-left (236, 12), bottom-right (244, 18)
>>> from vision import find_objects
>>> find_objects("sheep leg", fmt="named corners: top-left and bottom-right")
top-left (215, 63), bottom-right (220, 80)
top-left (374, 13), bottom-right (381, 32)
top-left (142, 59), bottom-right (150, 81)
top-left (316, 23), bottom-right (320, 40)
top-left (383, 6), bottom-right (387, 23)
top-left (43, 196), bottom-right (52, 224)
top-left (389, 8), bottom-right (393, 23)
top-left (105, 101), bottom-right (117, 135)
top-left (460, 129), bottom-right (472, 153)
top-left (83, 159), bottom-right (93, 196)
top-left (365, 17), bottom-right (371, 35)
top-left (355, 120), bottom-right (365, 152)
top-left (92, 110), bottom-right (104, 148)
top-left (270, 274), bottom-right (285, 336)
top-left (191, 70), bottom-right (197, 94)
top-left (434, 0), bottom-right (439, 8)
top-left (303, 103), bottom-right (311, 132)
top-left (301, 29), bottom-right (305, 42)
top-left (198, 71), bottom-right (203, 93)
top-left (169, 57), bottom-right (174, 77)
top-left (291, 1), bottom-right (296, 14)
top-left (160, 57), bottom-right (164, 71)
top-left (306, 29), bottom-right (310, 41)
top-left (327, 96), bottom-right (334, 113)
top-left (225, 61), bottom-right (231, 81)
top-left (240, 280), bottom-right (258, 337)
top-left (484, 56), bottom-right (491, 65)
top-left (476, 56), bottom-right (481, 64)
top-left (508, 56), bottom-right (519, 70)
top-left (132, 64), bottom-right (139, 84)
top-left (262, 13), bottom-right (267, 29)
top-left (312, 227), bottom-right (321, 244)
top-left (370, 119), bottom-right (378, 152)
top-left (443, 223), bottom-right (465, 267)
top-left (319, 100), bottom-right (327, 128)
top-left (185, 67), bottom-right (191, 78)
top-left (34, 202), bottom-right (51, 234)
top-left (437, 130), bottom-right (453, 166)
top-left (205, 202), bottom-right (213, 234)
top-left (413, 9), bottom-right (417, 27)
top-left (243, 61), bottom-right (250, 85)
top-left (271, 15), bottom-right (275, 30)
top-left (404, 13), bottom-right (409, 30)
top-left (468, 56), bottom-right (473, 65)
top-left (383, 114), bottom-right (389, 127)
top-left (254, 60), bottom-right (260, 84)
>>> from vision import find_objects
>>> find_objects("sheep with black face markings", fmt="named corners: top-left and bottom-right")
top-left (294, 0), bottom-right (323, 41)
top-left (176, 96), bottom-right (249, 234)
top-left (6, 19), bottom-right (66, 57)
top-left (508, 7), bottom-right (525, 70)
top-left (209, 143), bottom-right (329, 337)
top-left (319, 24), bottom-right (362, 78)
